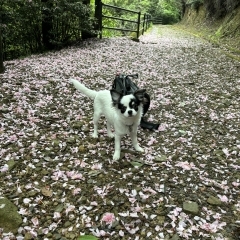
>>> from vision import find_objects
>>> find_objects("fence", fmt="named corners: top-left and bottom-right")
top-left (151, 17), bottom-right (163, 24)
top-left (96, 1), bottom-right (151, 39)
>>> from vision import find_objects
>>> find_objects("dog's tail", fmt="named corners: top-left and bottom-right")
top-left (70, 79), bottom-right (97, 99)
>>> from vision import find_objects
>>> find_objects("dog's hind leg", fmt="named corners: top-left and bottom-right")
top-left (92, 111), bottom-right (101, 138)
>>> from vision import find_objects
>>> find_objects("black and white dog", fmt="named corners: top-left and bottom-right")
top-left (70, 79), bottom-right (145, 160)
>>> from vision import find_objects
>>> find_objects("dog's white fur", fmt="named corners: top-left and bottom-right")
top-left (70, 79), bottom-right (144, 160)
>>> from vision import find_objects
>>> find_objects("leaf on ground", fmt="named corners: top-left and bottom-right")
top-left (41, 187), bottom-right (53, 197)
top-left (130, 161), bottom-right (144, 167)
top-left (79, 235), bottom-right (98, 240)
top-left (179, 130), bottom-right (187, 135)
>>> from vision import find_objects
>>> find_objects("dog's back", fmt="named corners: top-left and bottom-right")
top-left (93, 90), bottom-right (116, 125)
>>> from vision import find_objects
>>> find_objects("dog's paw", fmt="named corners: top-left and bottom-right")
top-left (135, 146), bottom-right (144, 152)
top-left (107, 132), bottom-right (114, 138)
top-left (113, 151), bottom-right (120, 161)
top-left (92, 133), bottom-right (98, 138)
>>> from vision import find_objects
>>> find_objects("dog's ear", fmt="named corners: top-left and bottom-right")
top-left (110, 89), bottom-right (122, 104)
top-left (134, 89), bottom-right (146, 102)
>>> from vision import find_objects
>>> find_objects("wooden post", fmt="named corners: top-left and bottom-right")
top-left (142, 13), bottom-right (146, 35)
top-left (0, 25), bottom-right (4, 73)
top-left (95, 0), bottom-right (102, 38)
top-left (41, 0), bottom-right (55, 50)
top-left (0, 3), bottom-right (4, 73)
top-left (99, 1), bottom-right (103, 39)
top-left (136, 11), bottom-right (141, 38)
top-left (146, 14), bottom-right (150, 31)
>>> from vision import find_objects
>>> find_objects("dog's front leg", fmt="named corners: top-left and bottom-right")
top-left (106, 121), bottom-right (114, 138)
top-left (130, 129), bottom-right (144, 153)
top-left (92, 112), bottom-right (100, 138)
top-left (113, 134), bottom-right (121, 160)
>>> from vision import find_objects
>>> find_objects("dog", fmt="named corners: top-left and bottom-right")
top-left (70, 79), bottom-right (146, 160)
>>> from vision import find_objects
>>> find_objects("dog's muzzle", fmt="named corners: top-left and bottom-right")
top-left (128, 110), bottom-right (133, 116)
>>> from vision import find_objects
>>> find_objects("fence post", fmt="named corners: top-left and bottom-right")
top-left (146, 14), bottom-right (150, 31)
top-left (95, 0), bottom-right (103, 39)
top-left (146, 14), bottom-right (149, 31)
top-left (142, 13), bottom-right (146, 35)
top-left (0, 25), bottom-right (4, 73)
top-left (136, 11), bottom-right (141, 38)
top-left (95, 0), bottom-right (102, 39)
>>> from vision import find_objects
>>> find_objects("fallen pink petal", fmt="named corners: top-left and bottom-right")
top-left (101, 212), bottom-right (115, 226)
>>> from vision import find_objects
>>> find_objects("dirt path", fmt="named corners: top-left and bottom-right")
top-left (1, 25), bottom-right (240, 239)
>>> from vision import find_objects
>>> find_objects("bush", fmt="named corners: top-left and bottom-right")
top-left (1, 0), bottom-right (96, 60)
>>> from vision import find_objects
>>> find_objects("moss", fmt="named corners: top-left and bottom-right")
top-left (0, 198), bottom-right (22, 234)
top-left (179, 3), bottom-right (240, 55)
top-left (223, 52), bottom-right (240, 62)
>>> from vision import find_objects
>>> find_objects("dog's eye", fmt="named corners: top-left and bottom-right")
top-left (121, 106), bottom-right (127, 113)
top-left (130, 101), bottom-right (138, 111)
top-left (118, 103), bottom-right (127, 113)
top-left (130, 99), bottom-right (138, 108)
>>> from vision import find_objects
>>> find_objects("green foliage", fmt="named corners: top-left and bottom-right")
top-left (186, 0), bottom-right (203, 4)
top-left (102, 0), bottom-right (142, 37)
top-left (105, 0), bottom-right (150, 12)
top-left (45, 0), bottom-right (95, 47)
top-left (101, 5), bottom-right (125, 37)
top-left (1, 0), bottom-right (186, 59)
top-left (157, 0), bottom-right (182, 24)
top-left (1, 0), bottom-right (95, 60)
top-left (1, 0), bottom-right (42, 58)
top-left (102, 0), bottom-right (182, 36)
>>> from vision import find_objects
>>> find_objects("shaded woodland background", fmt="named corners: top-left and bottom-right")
top-left (0, 0), bottom-right (240, 73)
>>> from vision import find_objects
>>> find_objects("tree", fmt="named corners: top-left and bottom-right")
top-left (95, 0), bottom-right (102, 33)
top-left (0, 26), bottom-right (4, 73)
top-left (104, 0), bottom-right (184, 24)
top-left (0, 1), bottom-right (4, 73)
top-left (42, 0), bottom-right (54, 50)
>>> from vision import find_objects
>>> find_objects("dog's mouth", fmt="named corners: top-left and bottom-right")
top-left (127, 113), bottom-right (136, 118)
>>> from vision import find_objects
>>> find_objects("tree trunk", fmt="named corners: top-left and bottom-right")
top-left (95, 0), bottom-right (102, 36)
top-left (181, 0), bottom-right (186, 18)
top-left (42, 0), bottom-right (54, 50)
top-left (0, 10), bottom-right (4, 73)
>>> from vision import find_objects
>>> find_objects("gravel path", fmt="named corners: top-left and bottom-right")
top-left (0, 25), bottom-right (240, 240)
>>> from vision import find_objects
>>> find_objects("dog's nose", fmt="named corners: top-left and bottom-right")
top-left (128, 110), bottom-right (133, 115)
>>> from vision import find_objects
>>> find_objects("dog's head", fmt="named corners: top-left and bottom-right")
top-left (110, 89), bottom-right (146, 117)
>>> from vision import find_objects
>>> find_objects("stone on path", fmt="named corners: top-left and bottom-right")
top-left (207, 195), bottom-right (222, 206)
top-left (0, 197), bottom-right (22, 234)
top-left (183, 201), bottom-right (199, 215)
top-left (170, 234), bottom-right (180, 240)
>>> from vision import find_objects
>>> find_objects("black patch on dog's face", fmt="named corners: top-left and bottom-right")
top-left (118, 103), bottom-right (127, 114)
top-left (129, 98), bottom-right (139, 112)
top-left (117, 95), bottom-right (141, 117)
top-left (111, 89), bottom-right (146, 117)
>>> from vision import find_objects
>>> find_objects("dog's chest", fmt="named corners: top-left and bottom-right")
top-left (126, 124), bottom-right (133, 133)
top-left (115, 118), bottom-right (136, 135)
